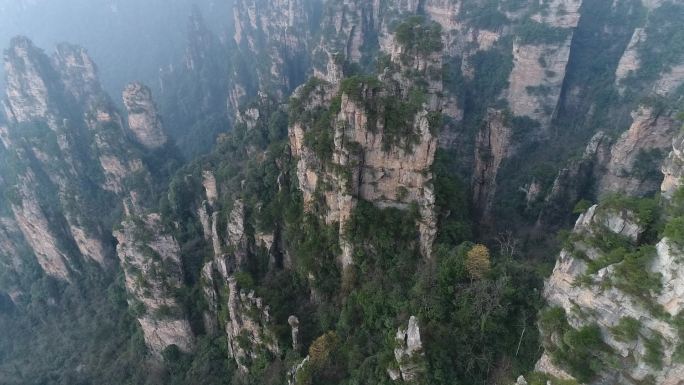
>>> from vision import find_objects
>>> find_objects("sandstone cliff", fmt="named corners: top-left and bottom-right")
top-left (290, 22), bottom-right (443, 266)
top-left (123, 82), bottom-right (168, 150)
top-left (0, 37), bottom-right (127, 280)
top-left (388, 316), bottom-right (426, 382)
top-left (597, 105), bottom-right (679, 197)
top-left (232, 0), bottom-right (311, 99)
top-left (472, 109), bottom-right (512, 223)
top-left (534, 122), bottom-right (684, 383)
top-left (0, 37), bottom-right (190, 359)
top-left (115, 212), bottom-right (195, 355)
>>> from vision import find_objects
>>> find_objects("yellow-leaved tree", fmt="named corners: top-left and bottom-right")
top-left (466, 244), bottom-right (491, 280)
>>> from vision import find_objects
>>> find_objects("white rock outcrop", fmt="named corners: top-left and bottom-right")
top-left (389, 316), bottom-right (426, 382)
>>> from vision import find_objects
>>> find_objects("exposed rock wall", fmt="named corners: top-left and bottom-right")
top-left (232, 0), bottom-right (311, 97)
top-left (536, 119), bottom-right (684, 383)
top-left (535, 132), bottom-right (610, 230)
top-left (614, 1), bottom-right (684, 98)
top-left (122, 82), bottom-right (168, 149)
top-left (10, 173), bottom-right (71, 281)
top-left (51, 43), bottom-right (101, 105)
top-left (290, 32), bottom-right (441, 265)
top-left (661, 133), bottom-right (684, 199)
top-left (192, 164), bottom-right (282, 373)
top-left (598, 105), bottom-right (679, 197)
top-left (388, 316), bottom-right (426, 382)
top-left (615, 28), bottom-right (646, 91)
top-left (224, 277), bottom-right (280, 373)
top-left (507, 38), bottom-right (574, 126)
top-left (537, 204), bottom-right (684, 384)
top-left (115, 213), bottom-right (195, 355)
top-left (0, 37), bottom-right (131, 281)
top-left (472, 109), bottom-right (512, 223)
top-left (2, 36), bottom-right (53, 123)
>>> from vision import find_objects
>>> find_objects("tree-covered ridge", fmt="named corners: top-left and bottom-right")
top-left (2, 1), bottom-right (684, 384)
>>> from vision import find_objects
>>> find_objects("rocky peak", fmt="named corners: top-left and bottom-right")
top-left (51, 43), bottom-right (101, 105)
top-left (122, 82), bottom-right (168, 149)
top-left (2, 36), bottom-right (56, 123)
top-left (388, 316), bottom-right (426, 382)
top-left (224, 276), bottom-right (280, 373)
top-left (232, 0), bottom-right (311, 94)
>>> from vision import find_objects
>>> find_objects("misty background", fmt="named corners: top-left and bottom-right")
top-left (0, 0), bottom-right (233, 96)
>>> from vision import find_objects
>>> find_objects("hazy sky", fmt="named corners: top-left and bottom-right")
top-left (0, 0), bottom-right (232, 95)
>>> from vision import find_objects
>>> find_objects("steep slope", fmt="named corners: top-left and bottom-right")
top-left (290, 18), bottom-right (443, 266)
top-left (1, 2), bottom-right (684, 385)
top-left (0, 37), bottom-right (187, 384)
top-left (141, 17), bottom-right (543, 385)
top-left (532, 126), bottom-right (684, 384)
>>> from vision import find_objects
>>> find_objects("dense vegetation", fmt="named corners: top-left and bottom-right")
top-left (3, 1), bottom-right (684, 385)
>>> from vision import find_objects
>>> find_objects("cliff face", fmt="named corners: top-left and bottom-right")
top-left (290, 22), bottom-right (442, 265)
top-left (0, 37), bottom-right (190, 358)
top-left (661, 133), bottom-right (684, 199)
top-left (534, 129), bottom-right (684, 384)
top-left (122, 82), bottom-right (168, 150)
top-left (536, 205), bottom-right (684, 384)
top-left (506, 37), bottom-right (573, 126)
top-left (158, 7), bottom-right (233, 156)
top-left (51, 43), bottom-right (101, 106)
top-left (507, 0), bottom-right (582, 125)
top-left (388, 316), bottom-right (426, 382)
top-left (597, 105), bottom-right (679, 198)
top-left (2, 36), bottom-right (53, 123)
top-left (472, 109), bottom-right (512, 223)
top-left (0, 37), bottom-right (125, 281)
top-left (197, 177), bottom-right (283, 372)
top-left (2, 1), bottom-right (684, 383)
top-left (232, 0), bottom-right (311, 98)
top-left (115, 213), bottom-right (195, 355)
top-left (615, 1), bottom-right (684, 98)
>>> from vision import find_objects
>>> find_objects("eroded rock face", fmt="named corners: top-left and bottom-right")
top-left (290, 31), bottom-right (442, 265)
top-left (615, 28), bottom-right (646, 91)
top-left (598, 106), bottom-right (678, 197)
top-left (122, 82), bottom-right (168, 149)
top-left (535, 132), bottom-right (610, 230)
top-left (233, 0), bottom-right (310, 96)
top-left (2, 36), bottom-right (52, 123)
top-left (51, 43), bottom-right (101, 105)
top-left (536, 201), bottom-right (684, 383)
top-left (614, 2), bottom-right (684, 99)
top-left (472, 109), bottom-right (512, 223)
top-left (389, 316), bottom-right (426, 382)
top-left (11, 174), bottom-right (70, 281)
top-left (224, 277), bottom-right (280, 372)
top-left (114, 213), bottom-right (195, 355)
top-left (654, 63), bottom-right (684, 97)
top-left (507, 39), bottom-right (573, 126)
top-left (288, 315), bottom-right (300, 351)
top-left (0, 37), bottom-right (154, 285)
top-left (202, 170), bottom-right (218, 205)
top-left (662, 134), bottom-right (684, 199)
